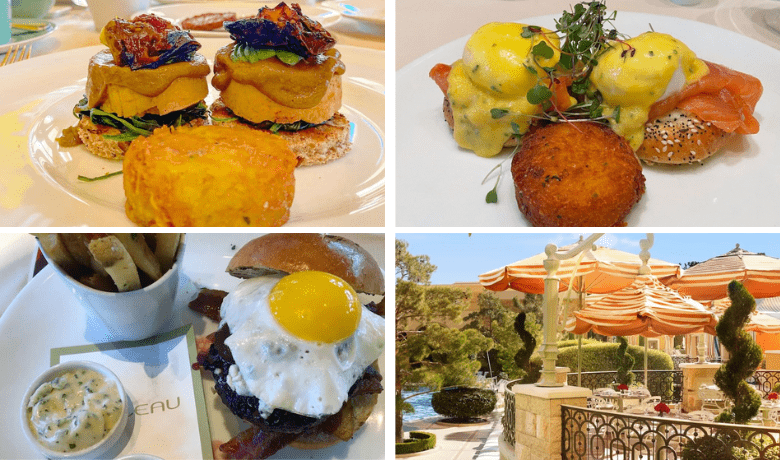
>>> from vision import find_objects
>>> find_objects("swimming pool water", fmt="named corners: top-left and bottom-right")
top-left (402, 390), bottom-right (437, 421)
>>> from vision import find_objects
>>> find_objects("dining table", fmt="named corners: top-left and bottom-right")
top-left (0, 0), bottom-right (385, 227)
top-left (0, 232), bottom-right (387, 459)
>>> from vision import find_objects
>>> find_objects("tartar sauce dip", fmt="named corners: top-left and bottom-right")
top-left (26, 368), bottom-right (123, 453)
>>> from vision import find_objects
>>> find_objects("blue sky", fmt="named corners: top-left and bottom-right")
top-left (396, 233), bottom-right (780, 285)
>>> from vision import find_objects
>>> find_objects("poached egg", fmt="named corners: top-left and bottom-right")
top-left (447, 22), bottom-right (561, 157)
top-left (589, 32), bottom-right (709, 150)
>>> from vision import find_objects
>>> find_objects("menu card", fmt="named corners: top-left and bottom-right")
top-left (51, 325), bottom-right (212, 459)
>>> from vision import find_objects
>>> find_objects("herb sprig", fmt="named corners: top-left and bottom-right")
top-left (484, 1), bottom-right (623, 204)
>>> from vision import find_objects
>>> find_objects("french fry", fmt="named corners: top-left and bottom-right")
top-left (60, 233), bottom-right (110, 277)
top-left (32, 233), bottom-right (80, 274)
top-left (111, 234), bottom-right (163, 281)
top-left (87, 235), bottom-right (141, 292)
top-left (154, 233), bottom-right (181, 273)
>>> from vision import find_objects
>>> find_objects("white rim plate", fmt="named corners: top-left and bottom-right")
top-left (141, 2), bottom-right (341, 38)
top-left (0, 40), bottom-right (384, 227)
top-left (1, 19), bottom-right (56, 53)
top-left (321, 0), bottom-right (384, 25)
top-left (396, 12), bottom-right (780, 227)
top-left (0, 233), bottom-right (385, 460)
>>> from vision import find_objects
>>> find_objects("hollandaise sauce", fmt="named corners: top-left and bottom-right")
top-left (447, 23), bottom-right (561, 157)
top-left (589, 32), bottom-right (708, 150)
top-left (27, 369), bottom-right (123, 453)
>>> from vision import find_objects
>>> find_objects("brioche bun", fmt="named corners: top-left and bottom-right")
top-left (227, 233), bottom-right (384, 295)
top-left (636, 108), bottom-right (731, 165)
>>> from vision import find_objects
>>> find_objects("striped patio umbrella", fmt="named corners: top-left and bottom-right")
top-left (565, 274), bottom-right (717, 384)
top-left (708, 297), bottom-right (780, 334)
top-left (479, 242), bottom-right (681, 295)
top-left (565, 274), bottom-right (718, 337)
top-left (666, 244), bottom-right (780, 301)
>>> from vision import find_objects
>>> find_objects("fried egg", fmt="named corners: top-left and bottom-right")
top-left (589, 32), bottom-right (709, 150)
top-left (219, 270), bottom-right (384, 419)
top-left (447, 22), bottom-right (561, 157)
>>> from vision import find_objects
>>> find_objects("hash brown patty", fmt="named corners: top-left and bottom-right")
top-left (510, 122), bottom-right (645, 227)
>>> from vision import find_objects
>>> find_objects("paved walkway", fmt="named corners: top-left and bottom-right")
top-left (399, 409), bottom-right (504, 460)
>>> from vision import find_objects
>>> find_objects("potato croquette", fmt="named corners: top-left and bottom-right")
top-left (510, 122), bottom-right (645, 227)
top-left (123, 125), bottom-right (297, 227)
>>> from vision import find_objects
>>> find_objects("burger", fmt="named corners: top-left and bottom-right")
top-left (209, 2), bottom-right (352, 166)
top-left (191, 234), bottom-right (384, 459)
top-left (71, 14), bottom-right (210, 160)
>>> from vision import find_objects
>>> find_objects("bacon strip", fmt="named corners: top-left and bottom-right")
top-left (219, 425), bottom-right (300, 460)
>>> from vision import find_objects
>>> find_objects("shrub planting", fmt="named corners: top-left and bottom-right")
top-left (431, 387), bottom-right (497, 420)
top-left (396, 431), bottom-right (436, 455)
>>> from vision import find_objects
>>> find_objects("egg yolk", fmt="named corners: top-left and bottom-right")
top-left (269, 271), bottom-right (362, 344)
top-left (447, 23), bottom-right (561, 157)
top-left (589, 32), bottom-right (709, 150)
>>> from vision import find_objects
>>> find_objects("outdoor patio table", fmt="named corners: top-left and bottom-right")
top-left (594, 388), bottom-right (652, 412)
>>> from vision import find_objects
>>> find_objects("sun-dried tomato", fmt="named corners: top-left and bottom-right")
top-left (101, 14), bottom-right (201, 70)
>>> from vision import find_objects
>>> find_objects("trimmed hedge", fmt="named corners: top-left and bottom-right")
top-left (556, 342), bottom-right (673, 372)
top-left (396, 431), bottom-right (436, 455)
top-left (557, 338), bottom-right (601, 350)
top-left (431, 387), bottom-right (497, 419)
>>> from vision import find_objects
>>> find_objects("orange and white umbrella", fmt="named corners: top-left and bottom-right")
top-left (667, 245), bottom-right (780, 301)
top-left (565, 274), bottom-right (718, 337)
top-left (708, 297), bottom-right (780, 334)
top-left (479, 242), bottom-right (681, 295)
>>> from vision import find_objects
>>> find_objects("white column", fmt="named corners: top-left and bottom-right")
top-left (538, 244), bottom-right (562, 387)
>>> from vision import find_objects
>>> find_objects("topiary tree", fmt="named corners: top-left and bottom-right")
top-left (615, 336), bottom-right (635, 386)
top-left (713, 280), bottom-right (763, 424)
top-left (431, 387), bottom-right (497, 421)
top-left (513, 312), bottom-right (541, 383)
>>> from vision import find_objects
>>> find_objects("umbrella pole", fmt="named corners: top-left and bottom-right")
top-left (578, 285), bottom-right (583, 387)
top-left (644, 340), bottom-right (648, 387)
top-left (578, 335), bottom-right (582, 387)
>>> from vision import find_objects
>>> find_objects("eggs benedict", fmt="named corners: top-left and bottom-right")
top-left (70, 14), bottom-right (209, 160)
top-left (209, 2), bottom-right (351, 166)
top-left (590, 31), bottom-right (762, 164)
top-left (191, 234), bottom-right (385, 459)
top-left (430, 22), bottom-right (569, 157)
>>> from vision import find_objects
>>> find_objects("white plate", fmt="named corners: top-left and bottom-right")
top-left (142, 2), bottom-right (340, 38)
top-left (396, 12), bottom-right (780, 227)
top-left (0, 40), bottom-right (384, 227)
top-left (1, 19), bottom-right (56, 53)
top-left (0, 233), bottom-right (385, 460)
top-left (321, 0), bottom-right (384, 25)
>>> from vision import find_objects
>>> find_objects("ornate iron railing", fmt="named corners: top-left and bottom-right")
top-left (567, 370), bottom-right (684, 403)
top-left (750, 370), bottom-right (780, 397)
top-left (502, 379), bottom-right (520, 446)
top-left (562, 404), bottom-right (780, 460)
top-left (671, 355), bottom-right (699, 369)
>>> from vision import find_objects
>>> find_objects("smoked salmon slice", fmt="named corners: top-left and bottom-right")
top-left (648, 61), bottom-right (762, 134)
